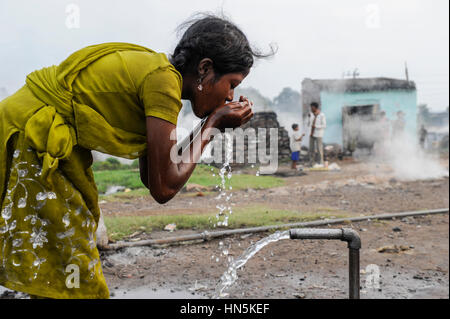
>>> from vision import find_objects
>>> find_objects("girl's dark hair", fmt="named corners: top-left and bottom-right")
top-left (292, 124), bottom-right (299, 130)
top-left (170, 13), bottom-right (275, 78)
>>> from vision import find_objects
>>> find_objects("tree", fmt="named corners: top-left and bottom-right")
top-left (272, 87), bottom-right (301, 112)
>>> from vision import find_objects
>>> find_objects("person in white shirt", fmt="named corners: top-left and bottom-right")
top-left (290, 123), bottom-right (305, 170)
top-left (307, 102), bottom-right (327, 166)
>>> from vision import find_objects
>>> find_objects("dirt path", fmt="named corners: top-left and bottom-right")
top-left (100, 160), bottom-right (449, 218)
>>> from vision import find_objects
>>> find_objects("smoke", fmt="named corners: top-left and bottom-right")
top-left (349, 114), bottom-right (449, 181)
top-left (381, 133), bottom-right (448, 181)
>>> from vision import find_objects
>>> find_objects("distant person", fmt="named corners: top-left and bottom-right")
top-left (290, 124), bottom-right (305, 170)
top-left (419, 125), bottom-right (428, 149)
top-left (392, 111), bottom-right (406, 140)
top-left (374, 110), bottom-right (391, 157)
top-left (308, 102), bottom-right (327, 166)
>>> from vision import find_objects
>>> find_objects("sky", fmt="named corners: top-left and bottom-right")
top-left (0, 0), bottom-right (448, 111)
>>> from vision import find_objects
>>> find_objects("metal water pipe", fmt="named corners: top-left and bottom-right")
top-left (289, 228), bottom-right (361, 299)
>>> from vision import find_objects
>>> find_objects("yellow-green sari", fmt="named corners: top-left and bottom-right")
top-left (0, 43), bottom-right (183, 298)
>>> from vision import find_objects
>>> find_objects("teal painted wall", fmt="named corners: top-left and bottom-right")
top-left (319, 90), bottom-right (417, 145)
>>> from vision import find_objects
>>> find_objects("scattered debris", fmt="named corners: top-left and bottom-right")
top-left (105, 185), bottom-right (126, 195)
top-left (164, 224), bottom-right (177, 232)
top-left (377, 245), bottom-right (413, 254)
top-left (270, 273), bottom-right (288, 278)
top-left (328, 163), bottom-right (342, 171)
top-left (182, 183), bottom-right (212, 193)
top-left (188, 281), bottom-right (208, 292)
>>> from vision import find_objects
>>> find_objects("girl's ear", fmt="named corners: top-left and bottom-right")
top-left (197, 58), bottom-right (214, 78)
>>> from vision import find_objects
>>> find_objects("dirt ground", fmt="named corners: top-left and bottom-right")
top-left (100, 159), bottom-right (449, 218)
top-left (1, 159), bottom-right (449, 299)
top-left (102, 214), bottom-right (449, 299)
top-left (101, 158), bottom-right (449, 299)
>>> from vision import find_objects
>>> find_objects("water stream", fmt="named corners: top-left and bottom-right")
top-left (207, 130), bottom-right (286, 298)
top-left (214, 230), bottom-right (291, 298)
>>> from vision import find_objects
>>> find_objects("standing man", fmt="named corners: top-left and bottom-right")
top-left (308, 102), bottom-right (327, 167)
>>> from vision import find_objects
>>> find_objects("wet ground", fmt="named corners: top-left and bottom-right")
top-left (99, 214), bottom-right (448, 299)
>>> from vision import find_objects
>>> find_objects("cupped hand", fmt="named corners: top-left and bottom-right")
top-left (209, 96), bottom-right (254, 131)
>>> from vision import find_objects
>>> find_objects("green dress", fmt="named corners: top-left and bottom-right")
top-left (0, 43), bottom-right (183, 298)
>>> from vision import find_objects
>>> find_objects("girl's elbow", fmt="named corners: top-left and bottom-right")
top-left (150, 187), bottom-right (177, 204)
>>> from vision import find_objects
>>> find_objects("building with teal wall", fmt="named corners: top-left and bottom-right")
top-left (302, 78), bottom-right (417, 149)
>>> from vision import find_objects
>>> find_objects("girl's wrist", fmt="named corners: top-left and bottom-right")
top-left (205, 112), bottom-right (220, 130)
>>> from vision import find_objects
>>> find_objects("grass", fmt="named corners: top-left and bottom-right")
top-left (93, 169), bottom-right (142, 194)
top-left (99, 188), bottom-right (150, 201)
top-left (94, 164), bottom-right (285, 195)
top-left (104, 205), bottom-right (348, 241)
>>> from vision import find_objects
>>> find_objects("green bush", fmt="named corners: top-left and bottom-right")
top-left (131, 159), bottom-right (139, 169)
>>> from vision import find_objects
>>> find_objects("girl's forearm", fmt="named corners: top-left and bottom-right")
top-left (152, 115), bottom-right (219, 202)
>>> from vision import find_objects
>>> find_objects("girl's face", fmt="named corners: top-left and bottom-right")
top-left (191, 70), bottom-right (248, 118)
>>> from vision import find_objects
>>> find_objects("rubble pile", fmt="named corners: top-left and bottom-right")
top-left (241, 111), bottom-right (291, 161)
top-left (212, 112), bottom-right (291, 166)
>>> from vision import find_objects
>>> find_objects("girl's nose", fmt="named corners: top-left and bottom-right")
top-left (226, 90), bottom-right (234, 102)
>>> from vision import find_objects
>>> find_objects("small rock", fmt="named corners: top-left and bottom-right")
top-left (164, 224), bottom-right (177, 232)
top-left (182, 183), bottom-right (211, 193)
top-left (392, 227), bottom-right (402, 232)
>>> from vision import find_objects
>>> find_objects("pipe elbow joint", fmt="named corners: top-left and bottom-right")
top-left (342, 228), bottom-right (361, 250)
